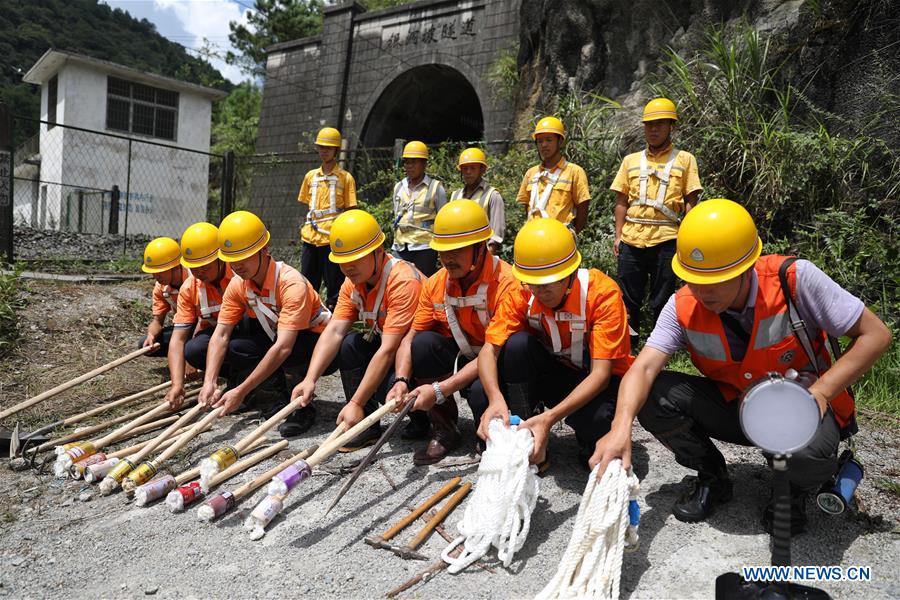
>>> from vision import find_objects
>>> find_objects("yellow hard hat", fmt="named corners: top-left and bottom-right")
top-left (671, 199), bottom-right (762, 284)
top-left (180, 222), bottom-right (220, 268)
top-left (315, 127), bottom-right (341, 148)
top-left (217, 211), bottom-right (271, 263)
top-left (329, 209), bottom-right (386, 264)
top-left (430, 200), bottom-right (493, 252)
top-left (532, 116), bottom-right (566, 140)
top-left (512, 218), bottom-right (581, 285)
top-left (402, 141), bottom-right (429, 160)
top-left (457, 147), bottom-right (488, 170)
top-left (642, 98), bottom-right (678, 122)
top-left (141, 237), bottom-right (181, 274)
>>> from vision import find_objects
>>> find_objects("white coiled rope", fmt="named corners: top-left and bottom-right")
top-left (441, 419), bottom-right (540, 574)
top-left (536, 459), bottom-right (640, 600)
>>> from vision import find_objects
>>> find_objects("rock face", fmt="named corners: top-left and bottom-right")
top-left (516, 0), bottom-right (900, 144)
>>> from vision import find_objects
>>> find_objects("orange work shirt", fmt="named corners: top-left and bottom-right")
top-left (332, 254), bottom-right (423, 336)
top-left (217, 259), bottom-right (327, 332)
top-left (413, 254), bottom-right (516, 347)
top-left (173, 264), bottom-right (234, 331)
top-left (484, 269), bottom-right (633, 375)
top-left (151, 267), bottom-right (188, 317)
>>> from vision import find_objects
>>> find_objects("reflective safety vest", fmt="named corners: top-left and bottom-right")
top-left (526, 268), bottom-right (589, 369)
top-left (161, 285), bottom-right (178, 312)
top-left (435, 254), bottom-right (500, 360)
top-left (674, 255), bottom-right (856, 428)
top-left (450, 184), bottom-right (495, 211)
top-left (305, 173), bottom-right (342, 235)
top-left (527, 165), bottom-right (564, 219)
top-left (626, 148), bottom-right (683, 226)
top-left (245, 261), bottom-right (331, 342)
top-left (350, 257), bottom-right (398, 340)
top-left (393, 178), bottom-right (440, 246)
top-left (198, 282), bottom-right (222, 327)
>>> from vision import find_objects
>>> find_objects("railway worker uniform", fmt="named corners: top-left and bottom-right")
top-left (449, 147), bottom-right (506, 254)
top-left (475, 218), bottom-right (634, 470)
top-left (139, 236), bottom-right (187, 357)
top-left (391, 140), bottom-right (447, 277)
top-left (297, 127), bottom-right (357, 310)
top-left (611, 98), bottom-right (702, 348)
top-left (291, 209), bottom-right (424, 451)
top-left (388, 200), bottom-right (517, 465)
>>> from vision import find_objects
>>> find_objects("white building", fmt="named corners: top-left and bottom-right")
top-left (17, 49), bottom-right (226, 236)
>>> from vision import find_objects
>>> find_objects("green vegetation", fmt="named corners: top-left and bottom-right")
top-left (0, 271), bottom-right (23, 357)
top-left (0, 0), bottom-right (228, 142)
top-left (485, 44), bottom-right (520, 102)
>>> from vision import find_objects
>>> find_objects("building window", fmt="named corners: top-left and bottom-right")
top-left (105, 76), bottom-right (178, 141)
top-left (47, 75), bottom-right (58, 129)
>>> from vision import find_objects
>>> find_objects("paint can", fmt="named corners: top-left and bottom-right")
top-left (198, 490), bottom-right (235, 521)
top-left (267, 459), bottom-right (312, 496)
top-left (84, 458), bottom-right (121, 483)
top-left (106, 458), bottom-right (136, 483)
top-left (126, 461), bottom-right (159, 488)
top-left (69, 452), bottom-right (108, 479)
top-left (135, 475), bottom-right (177, 507)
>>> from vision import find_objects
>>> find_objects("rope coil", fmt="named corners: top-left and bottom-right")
top-left (536, 459), bottom-right (640, 600)
top-left (441, 419), bottom-right (540, 573)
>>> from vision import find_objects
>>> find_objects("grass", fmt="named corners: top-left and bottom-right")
top-left (0, 270), bottom-right (23, 357)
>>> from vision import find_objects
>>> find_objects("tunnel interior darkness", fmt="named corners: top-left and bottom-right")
top-left (359, 64), bottom-right (484, 147)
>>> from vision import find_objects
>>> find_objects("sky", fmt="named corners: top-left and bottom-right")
top-left (101, 0), bottom-right (252, 84)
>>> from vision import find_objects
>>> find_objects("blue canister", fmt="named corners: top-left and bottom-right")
top-left (816, 456), bottom-right (864, 515)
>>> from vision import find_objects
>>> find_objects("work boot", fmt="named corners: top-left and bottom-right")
top-left (242, 371), bottom-right (290, 418)
top-left (401, 410), bottom-right (430, 440)
top-left (762, 491), bottom-right (809, 536)
top-left (413, 402), bottom-right (461, 466)
top-left (277, 405), bottom-right (316, 438)
top-left (672, 468), bottom-right (733, 522)
top-left (338, 422), bottom-right (382, 453)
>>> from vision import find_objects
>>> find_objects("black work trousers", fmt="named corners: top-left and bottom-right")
top-left (301, 242), bottom-right (344, 310)
top-left (466, 331), bottom-right (619, 450)
top-left (637, 370), bottom-right (841, 492)
top-left (338, 331), bottom-right (396, 415)
top-left (616, 239), bottom-right (678, 344)
top-left (394, 247), bottom-right (439, 277)
top-left (136, 325), bottom-right (174, 357)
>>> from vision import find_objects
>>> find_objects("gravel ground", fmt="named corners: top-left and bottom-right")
top-left (12, 226), bottom-right (153, 262)
top-left (1, 280), bottom-right (898, 599)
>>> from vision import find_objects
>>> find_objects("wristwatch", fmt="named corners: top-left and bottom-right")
top-left (432, 381), bottom-right (448, 405)
top-left (394, 376), bottom-right (411, 387)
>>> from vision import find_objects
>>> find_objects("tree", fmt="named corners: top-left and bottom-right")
top-left (227, 0), bottom-right (324, 77)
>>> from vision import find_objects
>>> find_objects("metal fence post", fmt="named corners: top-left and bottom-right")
top-left (0, 105), bottom-right (12, 264)
top-left (77, 189), bottom-right (84, 233)
top-left (122, 138), bottom-right (132, 255)
top-left (109, 185), bottom-right (120, 234)
top-left (221, 150), bottom-right (235, 222)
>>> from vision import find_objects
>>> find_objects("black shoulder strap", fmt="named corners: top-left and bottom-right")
top-left (778, 257), bottom-right (823, 375)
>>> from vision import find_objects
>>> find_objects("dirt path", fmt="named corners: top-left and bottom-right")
top-left (1, 280), bottom-right (898, 599)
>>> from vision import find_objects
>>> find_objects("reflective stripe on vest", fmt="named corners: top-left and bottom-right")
top-left (528, 166), bottom-right (562, 219)
top-left (393, 179), bottom-right (439, 234)
top-left (162, 286), bottom-right (177, 312)
top-left (626, 148), bottom-right (682, 226)
top-left (439, 254), bottom-right (499, 360)
top-left (351, 257), bottom-right (397, 339)
top-left (305, 173), bottom-right (340, 234)
top-left (450, 185), bottom-right (495, 211)
top-left (198, 283), bottom-right (221, 327)
top-left (246, 262), bottom-right (331, 342)
top-left (526, 268), bottom-right (589, 368)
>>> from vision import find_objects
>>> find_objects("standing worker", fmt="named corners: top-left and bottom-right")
top-left (590, 199), bottom-right (892, 533)
top-left (388, 200), bottom-right (516, 464)
top-left (198, 211), bottom-right (333, 437)
top-left (139, 237), bottom-right (186, 357)
top-left (391, 140), bottom-right (447, 277)
top-left (475, 218), bottom-right (633, 470)
top-left (517, 116), bottom-right (591, 233)
top-left (291, 209), bottom-right (424, 451)
top-left (165, 222), bottom-right (233, 409)
top-left (611, 98), bottom-right (702, 348)
top-left (450, 147), bottom-right (505, 254)
top-left (298, 127), bottom-right (357, 310)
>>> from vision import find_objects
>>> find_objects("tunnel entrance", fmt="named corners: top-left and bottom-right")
top-left (359, 64), bottom-right (484, 147)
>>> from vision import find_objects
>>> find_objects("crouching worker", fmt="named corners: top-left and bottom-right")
top-left (388, 200), bottom-right (516, 465)
top-left (590, 199), bottom-right (892, 533)
top-left (198, 211), bottom-right (332, 437)
top-left (164, 222), bottom-right (233, 409)
top-left (476, 218), bottom-right (633, 470)
top-left (139, 237), bottom-right (187, 356)
top-left (290, 209), bottom-right (423, 451)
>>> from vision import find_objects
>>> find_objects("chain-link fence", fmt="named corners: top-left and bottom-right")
top-left (6, 115), bottom-right (227, 262)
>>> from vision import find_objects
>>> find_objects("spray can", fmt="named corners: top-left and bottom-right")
top-left (209, 446), bottom-right (239, 471)
top-left (816, 450), bottom-right (864, 515)
top-left (84, 458), bottom-right (121, 483)
top-left (64, 441), bottom-right (97, 463)
top-left (197, 490), bottom-right (235, 522)
top-left (126, 461), bottom-right (159, 488)
top-left (166, 481), bottom-right (203, 512)
top-left (135, 475), bottom-right (177, 507)
top-left (106, 458), bottom-right (136, 483)
top-left (267, 459), bottom-right (312, 496)
top-left (247, 495), bottom-right (284, 530)
top-left (69, 452), bottom-right (108, 479)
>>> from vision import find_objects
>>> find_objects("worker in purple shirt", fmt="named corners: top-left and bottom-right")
top-left (590, 199), bottom-right (891, 534)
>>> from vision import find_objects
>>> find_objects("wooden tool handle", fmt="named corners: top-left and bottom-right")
top-left (210, 439), bottom-right (288, 487)
top-left (309, 399), bottom-right (399, 466)
top-left (407, 482), bottom-right (472, 551)
top-left (60, 381), bottom-right (174, 427)
top-left (0, 344), bottom-right (159, 421)
top-left (35, 400), bottom-right (164, 452)
top-left (235, 398), bottom-right (303, 453)
top-left (154, 407), bottom-right (223, 464)
top-left (381, 477), bottom-right (462, 542)
top-left (115, 414), bottom-right (181, 441)
top-left (131, 403), bottom-right (204, 464)
top-left (233, 445), bottom-right (318, 501)
top-left (107, 423), bottom-right (196, 459)
top-left (95, 399), bottom-right (173, 448)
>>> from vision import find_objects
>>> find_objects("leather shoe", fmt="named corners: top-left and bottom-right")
top-left (672, 477), bottom-right (733, 522)
top-left (413, 437), bottom-right (458, 466)
top-left (277, 405), bottom-right (315, 438)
